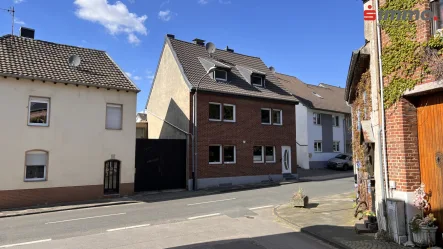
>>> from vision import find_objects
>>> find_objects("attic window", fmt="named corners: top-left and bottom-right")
top-left (214, 69), bottom-right (227, 81)
top-left (312, 92), bottom-right (323, 98)
top-left (251, 75), bottom-right (263, 87)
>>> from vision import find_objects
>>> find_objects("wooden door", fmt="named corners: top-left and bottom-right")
top-left (417, 93), bottom-right (443, 235)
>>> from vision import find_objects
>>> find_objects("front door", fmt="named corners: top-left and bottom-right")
top-left (281, 146), bottom-right (292, 174)
top-left (104, 160), bottom-right (120, 195)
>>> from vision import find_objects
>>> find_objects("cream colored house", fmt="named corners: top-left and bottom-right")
top-left (0, 30), bottom-right (139, 209)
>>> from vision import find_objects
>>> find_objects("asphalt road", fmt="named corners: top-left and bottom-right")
top-left (0, 177), bottom-right (353, 248)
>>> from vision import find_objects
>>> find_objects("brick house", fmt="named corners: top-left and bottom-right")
top-left (347, 0), bottom-right (443, 241)
top-left (0, 29), bottom-right (138, 209)
top-left (146, 35), bottom-right (298, 190)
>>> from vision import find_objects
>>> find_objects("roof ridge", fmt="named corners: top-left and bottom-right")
top-left (6, 35), bottom-right (106, 52)
top-left (167, 37), bottom-right (262, 59)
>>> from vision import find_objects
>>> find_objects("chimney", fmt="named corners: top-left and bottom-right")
top-left (192, 38), bottom-right (205, 46)
top-left (225, 46), bottom-right (234, 52)
top-left (166, 34), bottom-right (175, 39)
top-left (269, 66), bottom-right (275, 73)
top-left (20, 27), bottom-right (35, 39)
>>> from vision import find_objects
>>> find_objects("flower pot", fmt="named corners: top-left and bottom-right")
top-left (368, 216), bottom-right (377, 224)
top-left (412, 226), bottom-right (438, 246)
top-left (292, 196), bottom-right (309, 208)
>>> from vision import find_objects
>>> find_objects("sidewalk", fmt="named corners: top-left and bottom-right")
top-left (274, 192), bottom-right (407, 249)
top-left (297, 168), bottom-right (354, 182)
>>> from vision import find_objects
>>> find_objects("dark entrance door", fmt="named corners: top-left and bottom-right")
top-left (104, 160), bottom-right (120, 195)
top-left (135, 139), bottom-right (186, 192)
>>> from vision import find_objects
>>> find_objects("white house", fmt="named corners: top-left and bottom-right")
top-left (0, 29), bottom-right (139, 209)
top-left (277, 73), bottom-right (352, 169)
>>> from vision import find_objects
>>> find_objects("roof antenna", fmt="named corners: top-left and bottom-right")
top-left (1, 6), bottom-right (15, 35)
top-left (205, 42), bottom-right (216, 58)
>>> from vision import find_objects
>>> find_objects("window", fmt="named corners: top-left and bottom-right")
top-left (28, 97), bottom-right (50, 126)
top-left (272, 109), bottom-right (282, 125)
top-left (209, 103), bottom-right (221, 121)
top-left (251, 75), bottom-right (263, 87)
top-left (214, 69), bottom-right (227, 81)
top-left (333, 141), bottom-right (340, 152)
top-left (25, 151), bottom-right (47, 181)
top-left (224, 145), bottom-right (236, 164)
top-left (223, 104), bottom-right (236, 122)
top-left (314, 141), bottom-right (322, 152)
top-left (265, 146), bottom-right (276, 163)
top-left (136, 127), bottom-right (145, 138)
top-left (332, 115), bottom-right (339, 127)
top-left (106, 104), bottom-right (122, 130)
top-left (431, 0), bottom-right (443, 36)
top-left (261, 108), bottom-right (271, 124)
top-left (313, 113), bottom-right (321, 125)
top-left (253, 146), bottom-right (264, 163)
top-left (209, 145), bottom-right (222, 164)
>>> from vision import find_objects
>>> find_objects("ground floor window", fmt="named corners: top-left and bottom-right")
top-left (25, 150), bottom-right (48, 181)
top-left (265, 146), bottom-right (276, 162)
top-left (333, 141), bottom-right (340, 152)
top-left (209, 145), bottom-right (222, 164)
top-left (253, 146), bottom-right (264, 163)
top-left (314, 141), bottom-right (322, 152)
top-left (224, 145), bottom-right (236, 164)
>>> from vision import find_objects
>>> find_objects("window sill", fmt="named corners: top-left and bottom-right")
top-left (273, 123), bottom-right (282, 126)
top-left (261, 123), bottom-right (271, 125)
top-left (314, 151), bottom-right (323, 153)
top-left (223, 120), bottom-right (236, 123)
top-left (24, 178), bottom-right (47, 182)
top-left (209, 119), bottom-right (222, 122)
top-left (28, 123), bottom-right (49, 127)
top-left (224, 162), bottom-right (236, 165)
top-left (253, 161), bottom-right (264, 164)
top-left (209, 162), bottom-right (222, 165)
top-left (106, 128), bottom-right (123, 130)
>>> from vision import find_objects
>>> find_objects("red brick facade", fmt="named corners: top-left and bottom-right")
top-left (190, 91), bottom-right (297, 181)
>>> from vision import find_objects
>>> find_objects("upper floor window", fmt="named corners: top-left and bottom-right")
top-left (261, 108), bottom-right (271, 124)
top-left (209, 103), bottom-right (222, 121)
top-left (223, 104), bottom-right (236, 122)
top-left (431, 0), bottom-right (443, 36)
top-left (313, 113), bottom-right (321, 125)
top-left (272, 109), bottom-right (282, 125)
top-left (25, 150), bottom-right (48, 181)
top-left (262, 108), bottom-right (283, 125)
top-left (28, 97), bottom-right (50, 127)
top-left (209, 103), bottom-right (236, 122)
top-left (251, 75), bottom-right (263, 87)
top-left (214, 69), bottom-right (227, 81)
top-left (106, 104), bottom-right (123, 130)
top-left (332, 115), bottom-right (340, 127)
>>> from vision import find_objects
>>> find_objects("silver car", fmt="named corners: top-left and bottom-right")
top-left (327, 154), bottom-right (353, 171)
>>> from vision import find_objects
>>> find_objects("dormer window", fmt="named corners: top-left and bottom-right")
top-left (251, 74), bottom-right (263, 87)
top-left (214, 69), bottom-right (227, 81)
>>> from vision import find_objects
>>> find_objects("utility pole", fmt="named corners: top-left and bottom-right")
top-left (1, 6), bottom-right (15, 35)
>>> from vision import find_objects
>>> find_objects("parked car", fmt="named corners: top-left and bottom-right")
top-left (327, 154), bottom-right (353, 171)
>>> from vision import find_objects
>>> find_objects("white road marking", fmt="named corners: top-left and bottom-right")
top-left (187, 198), bottom-right (236, 206)
top-left (0, 239), bottom-right (52, 248)
top-left (188, 213), bottom-right (221, 220)
top-left (248, 205), bottom-right (274, 210)
top-left (107, 224), bottom-right (150, 232)
top-left (45, 213), bottom-right (126, 224)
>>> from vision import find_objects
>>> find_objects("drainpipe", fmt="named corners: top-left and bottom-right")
top-left (192, 66), bottom-right (216, 191)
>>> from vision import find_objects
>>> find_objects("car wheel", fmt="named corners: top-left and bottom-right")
top-left (343, 164), bottom-right (349, 171)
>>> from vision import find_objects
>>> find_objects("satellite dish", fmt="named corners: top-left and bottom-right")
top-left (205, 42), bottom-right (216, 55)
top-left (68, 55), bottom-right (81, 67)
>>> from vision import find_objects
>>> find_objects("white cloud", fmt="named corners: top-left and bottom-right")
top-left (14, 18), bottom-right (25, 25)
top-left (125, 72), bottom-right (132, 78)
top-left (14, 0), bottom-right (25, 4)
top-left (160, 0), bottom-right (170, 7)
top-left (133, 76), bottom-right (142, 81)
top-left (158, 10), bottom-right (172, 22)
top-left (74, 0), bottom-right (148, 45)
top-left (145, 70), bottom-right (155, 80)
top-left (128, 0), bottom-right (135, 3)
top-left (219, 0), bottom-right (231, 4)
top-left (198, 0), bottom-right (209, 4)
top-left (128, 33), bottom-right (141, 45)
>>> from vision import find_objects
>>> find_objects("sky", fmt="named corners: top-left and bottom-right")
top-left (0, 0), bottom-right (365, 113)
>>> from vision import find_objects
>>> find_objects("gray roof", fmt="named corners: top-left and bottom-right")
top-left (276, 73), bottom-right (351, 114)
top-left (136, 113), bottom-right (147, 121)
top-left (167, 38), bottom-right (297, 102)
top-left (0, 35), bottom-right (139, 92)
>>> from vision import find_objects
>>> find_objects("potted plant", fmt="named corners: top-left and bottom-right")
top-left (364, 210), bottom-right (377, 224)
top-left (292, 187), bottom-right (308, 208)
top-left (409, 183), bottom-right (438, 247)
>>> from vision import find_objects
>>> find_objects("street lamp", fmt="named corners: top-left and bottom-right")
top-left (192, 66), bottom-right (216, 191)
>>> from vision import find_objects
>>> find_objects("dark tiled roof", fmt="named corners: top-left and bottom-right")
top-left (0, 35), bottom-right (138, 91)
top-left (276, 73), bottom-right (351, 114)
top-left (168, 38), bottom-right (297, 102)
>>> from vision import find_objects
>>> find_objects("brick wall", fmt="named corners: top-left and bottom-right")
top-left (190, 92), bottom-right (296, 180)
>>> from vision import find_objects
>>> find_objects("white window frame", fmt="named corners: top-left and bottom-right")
top-left (332, 115), bottom-right (340, 127)
top-left (214, 69), bottom-right (227, 81)
top-left (209, 145), bottom-right (222, 164)
top-left (313, 113), bottom-right (321, 125)
top-left (333, 141), bottom-right (340, 152)
top-left (24, 150), bottom-right (48, 182)
top-left (28, 97), bottom-right (50, 127)
top-left (223, 145), bottom-right (236, 164)
top-left (209, 102), bottom-right (222, 121)
top-left (106, 103), bottom-right (123, 130)
top-left (272, 109), bottom-right (283, 126)
top-left (251, 75), bottom-right (263, 87)
top-left (314, 141), bottom-right (322, 153)
top-left (223, 104), bottom-right (236, 122)
top-left (253, 146), bottom-right (264, 163)
top-left (265, 146), bottom-right (276, 163)
top-left (261, 108), bottom-right (271, 125)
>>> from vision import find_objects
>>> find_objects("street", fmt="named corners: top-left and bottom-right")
top-left (0, 177), bottom-right (352, 248)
